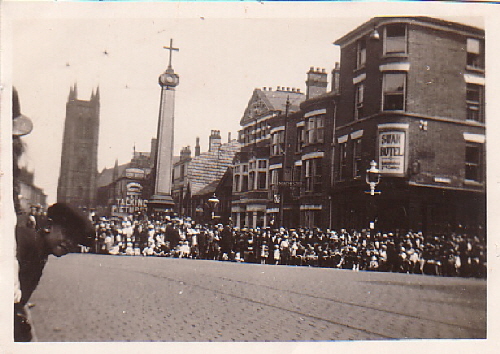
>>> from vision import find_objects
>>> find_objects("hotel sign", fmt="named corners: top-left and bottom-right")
top-left (378, 131), bottom-right (406, 175)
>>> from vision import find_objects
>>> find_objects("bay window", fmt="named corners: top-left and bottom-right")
top-left (271, 130), bottom-right (284, 156)
top-left (306, 116), bottom-right (325, 144)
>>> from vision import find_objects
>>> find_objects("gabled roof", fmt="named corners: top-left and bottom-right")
top-left (187, 140), bottom-right (241, 196)
top-left (240, 88), bottom-right (305, 126)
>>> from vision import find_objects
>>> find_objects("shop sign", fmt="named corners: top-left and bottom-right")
top-left (126, 182), bottom-right (143, 194)
top-left (278, 181), bottom-right (303, 187)
top-left (125, 168), bottom-right (145, 179)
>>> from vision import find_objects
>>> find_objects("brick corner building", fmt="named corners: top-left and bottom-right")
top-left (331, 16), bottom-right (485, 235)
top-left (230, 16), bottom-right (485, 236)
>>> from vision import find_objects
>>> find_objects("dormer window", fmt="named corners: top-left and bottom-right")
top-left (384, 24), bottom-right (407, 55)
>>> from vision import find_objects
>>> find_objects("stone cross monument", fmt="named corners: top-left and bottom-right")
top-left (149, 39), bottom-right (179, 212)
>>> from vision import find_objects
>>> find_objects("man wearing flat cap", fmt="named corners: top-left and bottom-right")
top-left (12, 88), bottom-right (94, 341)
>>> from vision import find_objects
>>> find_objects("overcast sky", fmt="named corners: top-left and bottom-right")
top-left (3, 1), bottom-right (488, 205)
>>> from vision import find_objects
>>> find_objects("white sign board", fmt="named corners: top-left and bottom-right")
top-left (378, 131), bottom-right (406, 175)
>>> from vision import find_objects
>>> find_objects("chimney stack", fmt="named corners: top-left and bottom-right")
top-left (209, 130), bottom-right (222, 152)
top-left (150, 138), bottom-right (158, 164)
top-left (306, 67), bottom-right (328, 99)
top-left (331, 62), bottom-right (340, 94)
top-left (195, 137), bottom-right (201, 156)
top-left (180, 146), bottom-right (191, 161)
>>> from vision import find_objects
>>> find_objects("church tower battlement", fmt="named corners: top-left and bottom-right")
top-left (57, 85), bottom-right (100, 209)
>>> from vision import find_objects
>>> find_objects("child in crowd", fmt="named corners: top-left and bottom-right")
top-left (260, 241), bottom-right (269, 265)
top-left (86, 214), bottom-right (486, 279)
top-left (273, 244), bottom-right (280, 265)
top-left (179, 240), bottom-right (191, 258)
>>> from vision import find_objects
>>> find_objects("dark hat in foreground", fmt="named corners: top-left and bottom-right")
top-left (12, 88), bottom-right (33, 137)
top-left (48, 203), bottom-right (94, 247)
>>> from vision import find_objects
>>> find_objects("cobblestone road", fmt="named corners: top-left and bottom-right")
top-left (27, 253), bottom-right (486, 342)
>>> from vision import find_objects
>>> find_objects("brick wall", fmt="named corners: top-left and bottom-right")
top-left (408, 118), bottom-right (485, 189)
top-left (337, 23), bottom-right (477, 125)
top-left (407, 24), bottom-right (467, 120)
top-left (337, 40), bottom-right (357, 127)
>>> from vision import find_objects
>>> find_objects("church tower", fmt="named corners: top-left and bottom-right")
top-left (148, 39), bottom-right (179, 212)
top-left (57, 84), bottom-right (100, 209)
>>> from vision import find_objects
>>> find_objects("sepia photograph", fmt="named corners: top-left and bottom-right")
top-left (1, 1), bottom-right (497, 352)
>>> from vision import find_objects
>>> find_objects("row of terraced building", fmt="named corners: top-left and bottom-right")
top-left (228, 16), bottom-right (485, 235)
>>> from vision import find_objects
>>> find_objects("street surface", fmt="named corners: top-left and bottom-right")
top-left (28, 253), bottom-right (486, 342)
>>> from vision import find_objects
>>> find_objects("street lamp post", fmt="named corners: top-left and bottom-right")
top-left (365, 160), bottom-right (381, 230)
top-left (208, 193), bottom-right (220, 222)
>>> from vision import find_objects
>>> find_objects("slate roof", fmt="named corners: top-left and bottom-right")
top-left (187, 140), bottom-right (241, 196)
top-left (195, 179), bottom-right (219, 197)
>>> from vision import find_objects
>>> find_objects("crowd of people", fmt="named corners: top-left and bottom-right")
top-left (91, 214), bottom-right (487, 279)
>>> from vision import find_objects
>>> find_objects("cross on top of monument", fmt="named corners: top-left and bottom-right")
top-left (163, 39), bottom-right (179, 68)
